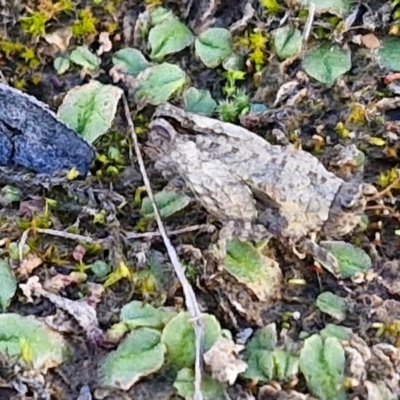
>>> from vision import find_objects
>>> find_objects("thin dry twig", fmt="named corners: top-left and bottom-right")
top-left (371, 177), bottom-right (400, 201)
top-left (36, 228), bottom-right (105, 243)
top-left (19, 227), bottom-right (109, 261)
top-left (18, 228), bottom-right (31, 262)
top-left (122, 95), bottom-right (204, 400)
top-left (124, 224), bottom-right (212, 240)
top-left (366, 204), bottom-right (397, 214)
top-left (302, 2), bottom-right (316, 43)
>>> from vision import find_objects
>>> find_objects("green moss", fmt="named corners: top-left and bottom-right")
top-left (72, 9), bottom-right (97, 37)
top-left (21, 11), bottom-right (49, 36)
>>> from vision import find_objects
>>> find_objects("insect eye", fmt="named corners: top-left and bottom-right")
top-left (338, 181), bottom-right (364, 210)
top-left (341, 196), bottom-right (356, 209)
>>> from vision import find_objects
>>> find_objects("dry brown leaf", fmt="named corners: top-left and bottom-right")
top-left (361, 33), bottom-right (380, 49)
top-left (203, 337), bottom-right (247, 384)
top-left (43, 271), bottom-right (87, 292)
top-left (20, 276), bottom-right (101, 339)
top-left (44, 27), bottom-right (72, 52)
top-left (97, 32), bottom-right (113, 55)
top-left (17, 253), bottom-right (43, 277)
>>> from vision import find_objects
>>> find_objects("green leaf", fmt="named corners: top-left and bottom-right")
top-left (53, 55), bottom-right (70, 75)
top-left (174, 368), bottom-right (227, 400)
top-left (299, 334), bottom-right (346, 400)
top-left (69, 45), bottom-right (101, 71)
top-left (302, 43), bottom-right (351, 84)
top-left (120, 300), bottom-right (169, 329)
top-left (99, 328), bottom-right (165, 390)
top-left (298, 0), bottom-right (351, 17)
top-left (395, 229), bottom-right (400, 236)
top-left (141, 189), bottom-right (191, 219)
top-left (316, 292), bottom-right (347, 322)
top-left (183, 87), bottom-right (217, 116)
top-left (89, 260), bottom-right (110, 278)
top-left (223, 239), bottom-right (282, 302)
top-left (0, 313), bottom-right (68, 370)
top-left (8, 242), bottom-right (29, 261)
top-left (149, 17), bottom-right (194, 60)
top-left (260, 0), bottom-right (281, 13)
top-left (272, 26), bottom-right (302, 60)
top-left (148, 250), bottom-right (177, 292)
top-left (242, 324), bottom-right (299, 383)
top-left (0, 259), bottom-right (16, 311)
top-left (134, 63), bottom-right (187, 107)
top-left (0, 185), bottom-right (21, 205)
top-left (222, 53), bottom-right (244, 71)
top-left (57, 80), bottom-right (123, 144)
top-left (150, 7), bottom-right (175, 25)
top-left (112, 48), bottom-right (150, 76)
top-left (319, 241), bottom-right (372, 278)
top-left (379, 38), bottom-right (400, 72)
top-left (195, 28), bottom-right (233, 68)
top-left (161, 312), bottom-right (222, 369)
top-left (320, 324), bottom-right (352, 341)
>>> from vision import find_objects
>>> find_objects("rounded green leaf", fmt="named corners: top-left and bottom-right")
top-left (0, 313), bottom-right (68, 370)
top-left (120, 300), bottom-right (166, 329)
top-left (57, 80), bottom-right (123, 144)
top-left (112, 48), bottom-right (150, 76)
top-left (379, 38), bottom-right (400, 72)
top-left (319, 241), bottom-right (372, 278)
top-left (242, 324), bottom-right (298, 383)
top-left (320, 324), bottom-right (352, 341)
top-left (222, 53), bottom-right (244, 71)
top-left (272, 26), bottom-right (302, 60)
top-left (316, 292), bottom-right (347, 322)
top-left (183, 87), bottom-right (217, 116)
top-left (90, 260), bottom-right (110, 278)
top-left (0, 185), bottom-right (21, 205)
top-left (54, 56), bottom-right (70, 75)
top-left (161, 312), bottom-right (222, 369)
top-left (8, 242), bottom-right (29, 261)
top-left (150, 7), bottom-right (175, 25)
top-left (99, 328), bottom-right (166, 390)
top-left (174, 368), bottom-right (227, 400)
top-left (149, 17), bottom-right (194, 60)
top-left (195, 28), bottom-right (233, 68)
top-left (223, 239), bottom-right (282, 302)
top-left (134, 63), bottom-right (187, 106)
top-left (302, 43), bottom-right (351, 84)
top-left (140, 189), bottom-right (191, 219)
top-left (69, 46), bottom-right (101, 71)
top-left (0, 259), bottom-right (16, 311)
top-left (297, 0), bottom-right (351, 17)
top-left (299, 334), bottom-right (346, 400)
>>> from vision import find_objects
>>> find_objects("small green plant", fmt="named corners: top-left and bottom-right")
top-left (248, 30), bottom-right (268, 71)
top-left (217, 90), bottom-right (249, 123)
top-left (259, 0), bottom-right (281, 13)
top-left (233, 89), bottom-right (250, 113)
top-left (222, 69), bottom-right (246, 97)
top-left (21, 11), bottom-right (49, 36)
top-left (217, 100), bottom-right (238, 122)
top-left (72, 9), bottom-right (98, 37)
top-left (234, 29), bottom-right (267, 71)
top-left (0, 40), bottom-right (41, 70)
top-left (21, 0), bottom-right (74, 37)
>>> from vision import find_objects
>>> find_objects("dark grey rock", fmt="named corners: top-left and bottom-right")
top-left (0, 83), bottom-right (95, 175)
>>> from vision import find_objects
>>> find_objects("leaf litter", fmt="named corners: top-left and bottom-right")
top-left (0, 0), bottom-right (400, 399)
